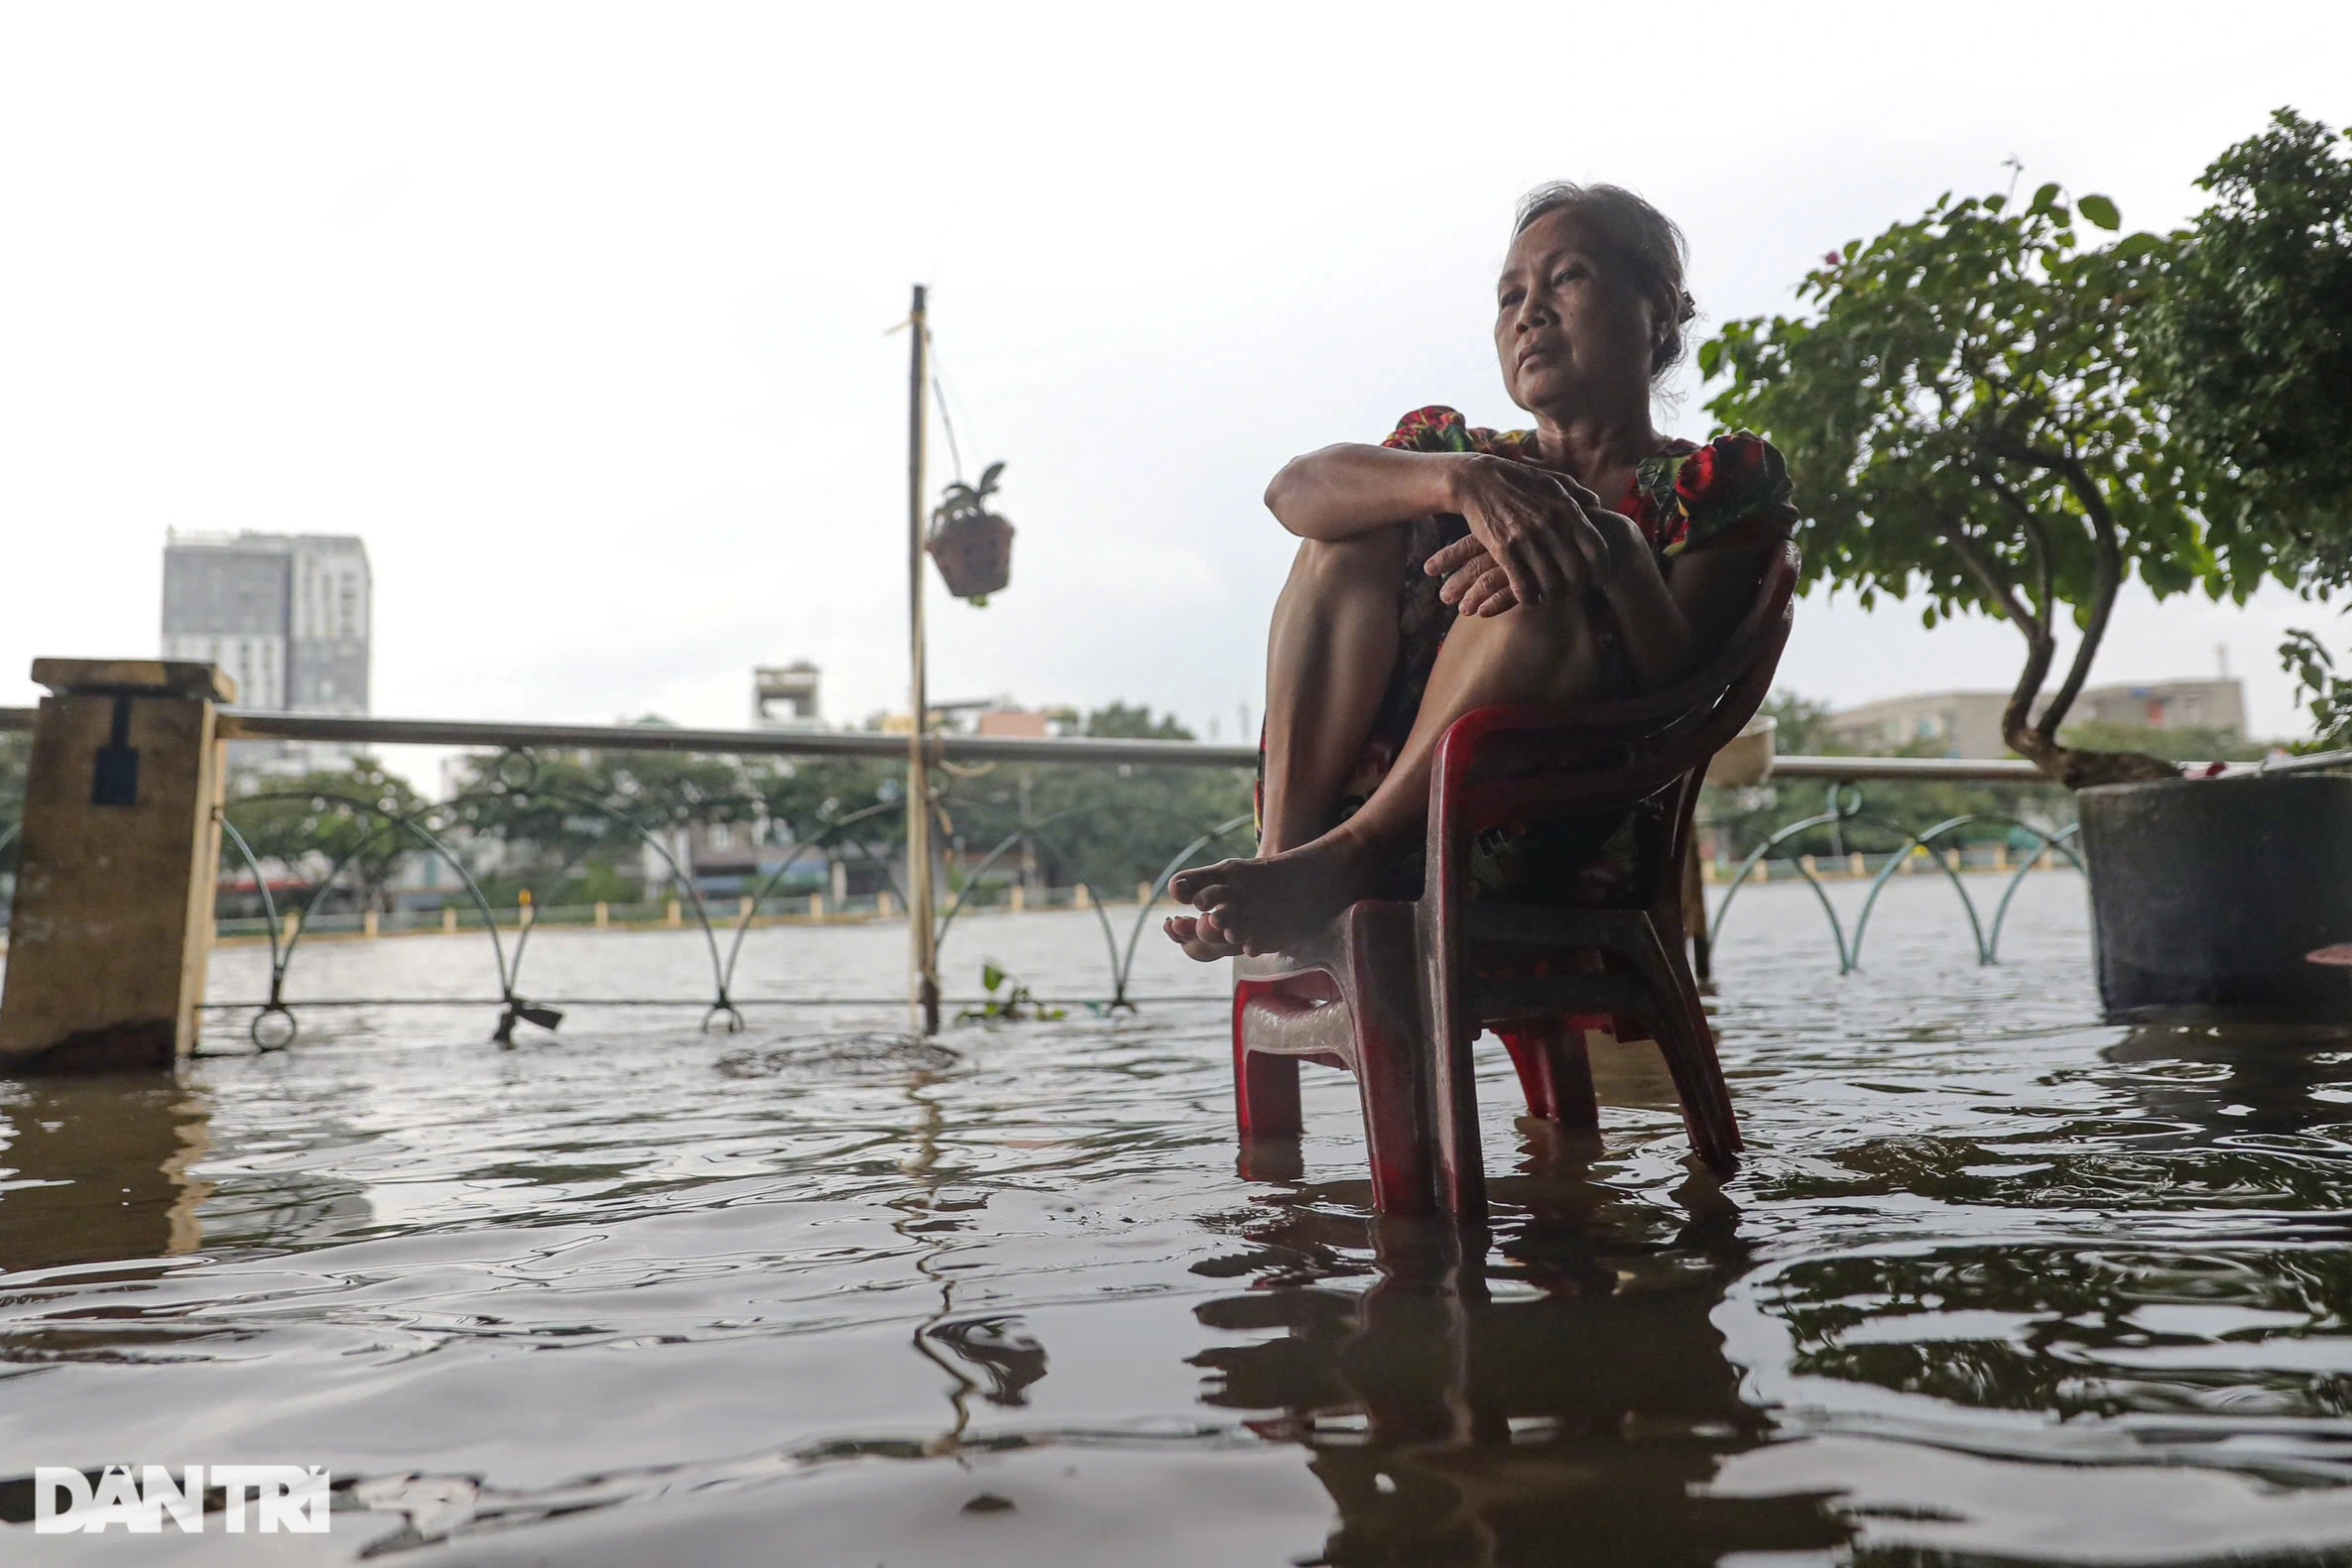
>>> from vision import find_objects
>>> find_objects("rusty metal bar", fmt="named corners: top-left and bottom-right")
top-left (4, 704), bottom-right (2333, 782)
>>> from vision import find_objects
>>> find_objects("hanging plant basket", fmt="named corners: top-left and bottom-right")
top-left (927, 461), bottom-right (1014, 604)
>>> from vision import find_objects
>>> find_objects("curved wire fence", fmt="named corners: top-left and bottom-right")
top-left (0, 730), bottom-right (2103, 1049)
top-left (1705, 783), bottom-right (2083, 975)
top-left (198, 750), bottom-right (1260, 1048)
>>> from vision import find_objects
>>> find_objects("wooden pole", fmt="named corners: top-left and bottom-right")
top-left (906, 284), bottom-right (941, 1035)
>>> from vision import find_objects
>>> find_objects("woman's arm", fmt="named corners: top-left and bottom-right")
top-left (1262, 443), bottom-right (1473, 541)
top-left (1588, 523), bottom-right (1768, 688)
top-left (1424, 484), bottom-right (1764, 689)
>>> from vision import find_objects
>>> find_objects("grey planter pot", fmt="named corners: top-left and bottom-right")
top-left (2078, 774), bottom-right (2352, 1022)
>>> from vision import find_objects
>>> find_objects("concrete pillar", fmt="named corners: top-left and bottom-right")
top-left (738, 895), bottom-right (754, 920)
top-left (1849, 851), bottom-right (1866, 878)
top-left (1073, 884), bottom-right (1093, 910)
top-left (362, 908), bottom-right (380, 939)
top-left (441, 905), bottom-right (458, 934)
top-left (665, 898), bottom-right (681, 928)
top-left (1753, 860), bottom-right (1768, 884)
top-left (593, 901), bottom-right (609, 928)
top-left (519, 891), bottom-right (535, 929)
top-left (284, 909), bottom-right (301, 941)
top-left (808, 893), bottom-right (824, 918)
top-left (1136, 880), bottom-right (1154, 905)
top-left (1798, 854), bottom-right (1818, 878)
top-left (1008, 883), bottom-right (1025, 912)
top-left (829, 858), bottom-right (848, 906)
top-left (877, 890), bottom-right (898, 918)
top-left (0, 660), bottom-right (232, 1072)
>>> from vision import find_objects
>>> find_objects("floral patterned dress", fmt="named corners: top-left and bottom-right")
top-left (1261, 405), bottom-right (1798, 902)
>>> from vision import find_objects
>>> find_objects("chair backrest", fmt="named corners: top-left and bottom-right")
top-left (1436, 540), bottom-right (1800, 829)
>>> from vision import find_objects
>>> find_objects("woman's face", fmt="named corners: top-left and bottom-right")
top-left (1494, 207), bottom-right (1661, 416)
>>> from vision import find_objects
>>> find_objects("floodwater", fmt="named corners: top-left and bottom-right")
top-left (9, 873), bottom-right (2352, 1564)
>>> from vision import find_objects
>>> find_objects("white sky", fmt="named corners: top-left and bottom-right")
top-left (4, 2), bottom-right (2348, 761)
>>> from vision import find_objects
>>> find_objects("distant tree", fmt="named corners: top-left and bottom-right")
top-left (444, 725), bottom-right (759, 897)
top-left (748, 755), bottom-right (904, 849)
top-left (1705, 181), bottom-right (2249, 787)
top-left (960, 703), bottom-right (1252, 894)
top-left (444, 753), bottom-right (628, 887)
top-left (0, 729), bottom-right (28, 877)
top-left (223, 755), bottom-right (428, 910)
top-left (1755, 690), bottom-right (1842, 756)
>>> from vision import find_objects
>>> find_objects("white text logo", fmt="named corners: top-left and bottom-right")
top-left (33, 1466), bottom-right (330, 1533)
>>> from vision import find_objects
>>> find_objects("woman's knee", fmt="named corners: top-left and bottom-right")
top-left (1290, 527), bottom-right (1408, 595)
top-left (1440, 593), bottom-right (1601, 695)
top-left (1460, 587), bottom-right (1587, 645)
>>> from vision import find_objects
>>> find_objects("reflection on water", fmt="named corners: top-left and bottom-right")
top-left (1193, 1206), bottom-right (1848, 1565)
top-left (0, 1078), bottom-right (210, 1270)
top-left (6, 878), bottom-right (2352, 1562)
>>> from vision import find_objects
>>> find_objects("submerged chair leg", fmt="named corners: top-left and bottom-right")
top-left (1231, 984), bottom-right (1303, 1141)
top-left (1352, 1016), bottom-right (1434, 1216)
top-left (1621, 926), bottom-right (1741, 1171)
top-left (1497, 1019), bottom-right (1599, 1131)
top-left (1652, 907), bottom-right (1742, 1155)
top-left (1350, 916), bottom-right (1438, 1217)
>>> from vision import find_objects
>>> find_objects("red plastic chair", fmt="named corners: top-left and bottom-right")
top-left (1231, 543), bottom-right (1798, 1221)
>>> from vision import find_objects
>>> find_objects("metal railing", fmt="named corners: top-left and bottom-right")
top-left (12, 702), bottom-right (2349, 775)
top-left (8, 704), bottom-right (2352, 1043)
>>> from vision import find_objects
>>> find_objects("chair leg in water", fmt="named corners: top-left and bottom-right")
top-left (1496, 1019), bottom-right (1599, 1130)
top-left (1230, 991), bottom-right (1303, 1141)
top-left (1349, 992), bottom-right (1436, 1215)
top-left (1623, 927), bottom-right (1742, 1169)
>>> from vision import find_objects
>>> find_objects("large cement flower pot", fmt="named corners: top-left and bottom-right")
top-left (2078, 774), bottom-right (2352, 1021)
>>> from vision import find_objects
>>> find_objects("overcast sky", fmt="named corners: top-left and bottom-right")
top-left (4, 3), bottom-right (2349, 765)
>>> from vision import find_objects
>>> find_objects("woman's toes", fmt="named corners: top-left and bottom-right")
top-left (1186, 884), bottom-right (1235, 916)
top-left (1171, 861), bottom-right (1238, 904)
top-left (1167, 912), bottom-right (1239, 961)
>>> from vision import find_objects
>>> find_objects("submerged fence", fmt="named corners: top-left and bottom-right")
top-left (6, 702), bottom-right (2348, 1047)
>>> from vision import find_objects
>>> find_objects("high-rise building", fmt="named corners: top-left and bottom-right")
top-left (161, 531), bottom-right (371, 770)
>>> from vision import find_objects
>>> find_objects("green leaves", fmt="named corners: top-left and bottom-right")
top-left (2077, 193), bottom-right (2121, 230)
top-left (2143, 109), bottom-right (2352, 589)
top-left (2282, 627), bottom-right (2352, 749)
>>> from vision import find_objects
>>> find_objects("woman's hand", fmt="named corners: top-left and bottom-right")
top-left (1427, 459), bottom-right (1638, 615)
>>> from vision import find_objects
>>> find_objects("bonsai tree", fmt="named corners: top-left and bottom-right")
top-left (1704, 181), bottom-right (2240, 787)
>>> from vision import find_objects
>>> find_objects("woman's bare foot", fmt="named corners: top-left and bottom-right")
top-left (1163, 910), bottom-right (1245, 962)
top-left (1168, 830), bottom-right (1394, 956)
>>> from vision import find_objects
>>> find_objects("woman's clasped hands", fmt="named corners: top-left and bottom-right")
top-left (1425, 453), bottom-right (1637, 618)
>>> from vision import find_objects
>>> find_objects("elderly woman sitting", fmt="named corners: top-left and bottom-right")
top-left (1167, 182), bottom-right (1796, 960)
